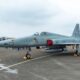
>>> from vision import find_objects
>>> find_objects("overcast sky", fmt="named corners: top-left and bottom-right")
top-left (0, 0), bottom-right (80, 38)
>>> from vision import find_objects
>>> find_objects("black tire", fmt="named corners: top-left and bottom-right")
top-left (75, 50), bottom-right (80, 56)
top-left (26, 54), bottom-right (31, 59)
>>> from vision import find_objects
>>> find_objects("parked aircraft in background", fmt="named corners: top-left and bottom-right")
top-left (0, 37), bottom-right (14, 41)
top-left (0, 37), bottom-right (7, 41)
top-left (0, 24), bottom-right (79, 58)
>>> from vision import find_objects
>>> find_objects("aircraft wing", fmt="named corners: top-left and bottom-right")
top-left (47, 38), bottom-right (80, 46)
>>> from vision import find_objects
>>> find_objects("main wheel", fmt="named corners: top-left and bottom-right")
top-left (74, 50), bottom-right (80, 56)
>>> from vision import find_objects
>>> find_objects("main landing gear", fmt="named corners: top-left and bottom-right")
top-left (74, 44), bottom-right (80, 56)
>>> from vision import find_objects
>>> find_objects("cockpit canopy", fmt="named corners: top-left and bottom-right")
top-left (40, 32), bottom-right (54, 36)
top-left (33, 32), bottom-right (54, 36)
top-left (33, 32), bottom-right (39, 36)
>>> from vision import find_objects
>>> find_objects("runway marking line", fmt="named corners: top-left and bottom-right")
top-left (0, 54), bottom-right (53, 71)
top-left (29, 71), bottom-right (49, 80)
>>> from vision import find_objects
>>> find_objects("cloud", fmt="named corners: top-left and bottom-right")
top-left (0, 0), bottom-right (79, 37)
top-left (0, 0), bottom-right (61, 27)
top-left (0, 0), bottom-right (62, 37)
top-left (0, 9), bottom-right (53, 26)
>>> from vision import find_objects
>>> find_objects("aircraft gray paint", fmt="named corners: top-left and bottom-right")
top-left (0, 24), bottom-right (80, 55)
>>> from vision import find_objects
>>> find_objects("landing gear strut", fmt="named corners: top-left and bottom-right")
top-left (74, 44), bottom-right (80, 56)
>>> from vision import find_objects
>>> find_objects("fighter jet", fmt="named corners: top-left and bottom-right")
top-left (0, 24), bottom-right (80, 58)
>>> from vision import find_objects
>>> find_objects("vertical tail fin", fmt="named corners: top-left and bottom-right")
top-left (72, 24), bottom-right (80, 37)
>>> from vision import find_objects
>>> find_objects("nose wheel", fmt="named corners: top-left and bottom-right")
top-left (23, 54), bottom-right (32, 60)
top-left (24, 47), bottom-right (32, 60)
top-left (26, 53), bottom-right (31, 59)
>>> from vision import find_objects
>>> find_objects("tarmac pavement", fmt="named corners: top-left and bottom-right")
top-left (0, 48), bottom-right (80, 80)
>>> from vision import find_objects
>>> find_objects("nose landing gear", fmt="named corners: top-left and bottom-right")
top-left (24, 47), bottom-right (32, 60)
top-left (26, 53), bottom-right (31, 59)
